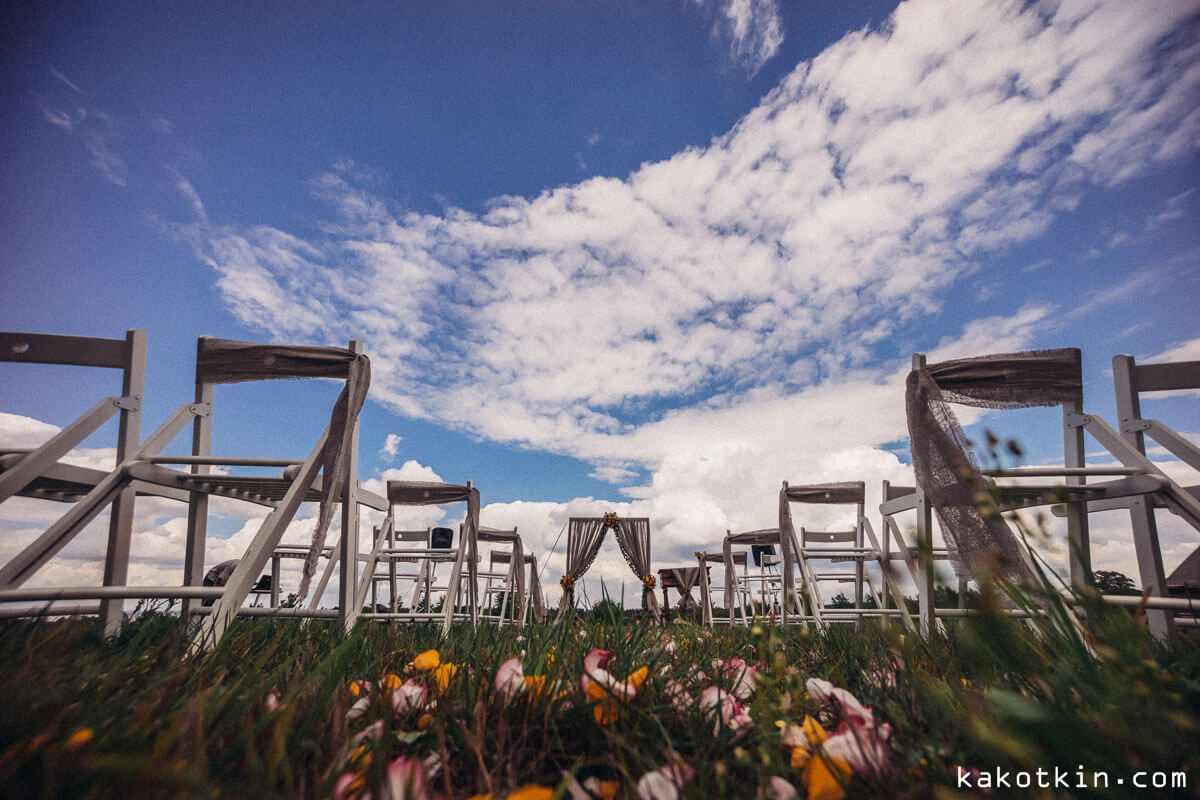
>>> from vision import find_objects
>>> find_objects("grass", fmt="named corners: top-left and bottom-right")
top-left (1, 586), bottom-right (1198, 800)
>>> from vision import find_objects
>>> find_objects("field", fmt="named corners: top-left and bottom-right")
top-left (2, 583), bottom-right (1198, 800)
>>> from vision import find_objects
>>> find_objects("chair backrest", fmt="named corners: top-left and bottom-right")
top-left (751, 544), bottom-right (775, 567)
top-left (0, 329), bottom-right (146, 502)
top-left (801, 528), bottom-right (857, 545)
top-left (1113, 354), bottom-right (1200, 463)
top-left (394, 528), bottom-right (432, 545)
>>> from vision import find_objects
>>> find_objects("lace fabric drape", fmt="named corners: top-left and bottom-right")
top-left (906, 348), bottom-right (1083, 580)
top-left (195, 337), bottom-right (371, 601)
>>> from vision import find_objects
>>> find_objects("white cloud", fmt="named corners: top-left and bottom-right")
top-left (699, 0), bottom-right (785, 75)
top-left (15, 0), bottom-right (1199, 604)
top-left (379, 433), bottom-right (402, 461)
top-left (188, 0), bottom-right (1198, 482)
top-left (1145, 337), bottom-right (1200, 364)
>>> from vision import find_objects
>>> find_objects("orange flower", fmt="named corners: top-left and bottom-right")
top-left (413, 650), bottom-right (441, 671)
top-left (524, 675), bottom-right (547, 695)
top-left (506, 785), bottom-right (554, 800)
top-left (417, 713), bottom-right (434, 730)
top-left (382, 673), bottom-right (404, 691)
top-left (65, 728), bottom-right (93, 750)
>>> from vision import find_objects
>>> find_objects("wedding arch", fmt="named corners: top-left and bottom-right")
top-left (556, 512), bottom-right (662, 621)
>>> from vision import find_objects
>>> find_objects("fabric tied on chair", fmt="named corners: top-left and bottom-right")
top-left (195, 337), bottom-right (371, 601)
top-left (783, 482), bottom-right (865, 505)
top-left (905, 348), bottom-right (1082, 581)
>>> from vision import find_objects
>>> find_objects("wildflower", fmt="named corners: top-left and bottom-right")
top-left (382, 673), bottom-right (404, 691)
top-left (804, 754), bottom-right (851, 800)
top-left (350, 680), bottom-right (374, 698)
top-left (801, 715), bottom-right (828, 747)
top-left (762, 776), bottom-right (799, 800)
top-left (804, 679), bottom-right (872, 728)
top-left (262, 687), bottom-right (282, 713)
top-left (698, 686), bottom-right (753, 737)
top-left (417, 713), bottom-right (434, 731)
top-left (821, 723), bottom-right (892, 779)
top-left (65, 728), bottom-right (93, 750)
top-left (564, 774), bottom-right (619, 800)
top-left (496, 657), bottom-right (525, 701)
top-left (582, 649), bottom-right (648, 724)
top-left (663, 680), bottom-right (692, 714)
top-left (524, 675), bottom-right (547, 695)
top-left (393, 679), bottom-right (431, 713)
top-left (347, 697), bottom-right (371, 721)
top-left (434, 663), bottom-right (458, 693)
top-left (413, 650), bottom-right (441, 671)
top-left (507, 785), bottom-right (554, 800)
top-left (713, 658), bottom-right (756, 700)
top-left (333, 770), bottom-right (368, 800)
top-left (386, 754), bottom-right (431, 800)
top-left (636, 759), bottom-right (694, 800)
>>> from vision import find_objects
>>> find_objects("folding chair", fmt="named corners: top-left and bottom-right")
top-left (476, 526), bottom-right (527, 626)
top-left (363, 527), bottom-right (433, 614)
top-left (902, 348), bottom-right (1199, 640)
top-left (371, 480), bottom-right (480, 632)
top-left (1, 330), bottom-right (146, 632)
top-left (720, 527), bottom-right (803, 624)
top-left (782, 481), bottom-right (898, 630)
top-left (1, 334), bottom-right (387, 649)
top-left (1108, 353), bottom-right (1200, 635)
top-left (697, 550), bottom-right (748, 625)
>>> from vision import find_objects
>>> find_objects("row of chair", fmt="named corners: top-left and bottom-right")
top-left (0, 330), bottom-right (543, 651)
top-left (688, 348), bottom-right (1199, 641)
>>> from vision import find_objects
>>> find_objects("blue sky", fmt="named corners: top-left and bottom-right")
top-left (2, 0), bottom-right (1198, 606)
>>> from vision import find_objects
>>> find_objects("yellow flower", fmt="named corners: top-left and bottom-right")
top-left (801, 715), bottom-right (827, 746)
top-left (65, 728), bottom-right (94, 750)
top-left (434, 662), bottom-right (458, 692)
top-left (414, 649), bottom-right (441, 671)
top-left (506, 785), bottom-right (554, 800)
top-left (790, 746), bottom-right (811, 771)
top-left (417, 713), bottom-right (434, 730)
top-left (524, 675), bottom-right (547, 695)
top-left (382, 673), bottom-right (404, 691)
top-left (804, 755), bottom-right (851, 800)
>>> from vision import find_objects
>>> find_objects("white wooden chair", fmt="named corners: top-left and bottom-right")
top-left (0, 330), bottom-right (147, 633)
